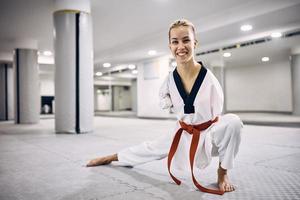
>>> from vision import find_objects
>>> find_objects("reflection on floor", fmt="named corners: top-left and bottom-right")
top-left (0, 116), bottom-right (299, 199)
top-left (235, 113), bottom-right (300, 127)
top-left (94, 111), bottom-right (300, 127)
top-left (95, 110), bottom-right (137, 118)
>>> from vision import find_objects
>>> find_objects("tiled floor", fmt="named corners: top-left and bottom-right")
top-left (0, 116), bottom-right (300, 200)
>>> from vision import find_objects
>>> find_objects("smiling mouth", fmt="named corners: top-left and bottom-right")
top-left (176, 52), bottom-right (188, 56)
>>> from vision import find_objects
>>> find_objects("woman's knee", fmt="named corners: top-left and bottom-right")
top-left (223, 114), bottom-right (243, 135)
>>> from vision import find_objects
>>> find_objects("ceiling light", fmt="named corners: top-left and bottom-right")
top-left (115, 65), bottom-right (123, 70)
top-left (271, 32), bottom-right (282, 38)
top-left (128, 64), bottom-right (136, 69)
top-left (171, 61), bottom-right (177, 67)
top-left (132, 70), bottom-right (138, 74)
top-left (240, 24), bottom-right (252, 32)
top-left (38, 56), bottom-right (54, 64)
top-left (43, 51), bottom-right (52, 56)
top-left (223, 52), bottom-right (231, 57)
top-left (103, 63), bottom-right (111, 68)
top-left (148, 50), bottom-right (157, 56)
top-left (262, 57), bottom-right (269, 62)
top-left (95, 72), bottom-right (103, 76)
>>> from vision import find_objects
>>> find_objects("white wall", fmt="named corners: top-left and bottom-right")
top-left (112, 86), bottom-right (131, 111)
top-left (137, 56), bottom-right (173, 118)
top-left (119, 86), bottom-right (131, 110)
top-left (291, 54), bottom-right (300, 115)
top-left (39, 72), bottom-right (138, 112)
top-left (225, 61), bottom-right (292, 112)
top-left (96, 89), bottom-right (110, 111)
top-left (39, 74), bottom-right (54, 96)
top-left (131, 79), bottom-right (137, 112)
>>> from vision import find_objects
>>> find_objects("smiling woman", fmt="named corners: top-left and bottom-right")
top-left (169, 22), bottom-right (197, 66)
top-left (87, 19), bottom-right (243, 195)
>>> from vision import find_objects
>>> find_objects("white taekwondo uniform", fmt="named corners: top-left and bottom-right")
top-left (117, 64), bottom-right (243, 187)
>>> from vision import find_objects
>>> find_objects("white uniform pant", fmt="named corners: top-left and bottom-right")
top-left (118, 113), bottom-right (242, 170)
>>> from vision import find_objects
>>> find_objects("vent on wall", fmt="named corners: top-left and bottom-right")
top-left (196, 29), bottom-right (300, 57)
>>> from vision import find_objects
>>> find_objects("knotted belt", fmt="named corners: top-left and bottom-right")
top-left (167, 117), bottom-right (225, 195)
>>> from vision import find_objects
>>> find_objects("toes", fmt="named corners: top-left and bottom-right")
top-left (225, 184), bottom-right (231, 192)
top-left (87, 159), bottom-right (100, 167)
top-left (86, 160), bottom-right (95, 167)
top-left (86, 157), bottom-right (112, 167)
top-left (225, 184), bottom-right (235, 192)
top-left (228, 185), bottom-right (233, 192)
top-left (231, 185), bottom-right (235, 191)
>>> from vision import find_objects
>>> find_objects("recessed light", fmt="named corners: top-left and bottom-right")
top-left (128, 64), bottom-right (136, 69)
top-left (43, 51), bottom-right (52, 56)
top-left (132, 70), bottom-right (138, 74)
top-left (262, 57), bottom-right (269, 62)
top-left (95, 72), bottom-right (103, 76)
top-left (115, 65), bottom-right (123, 71)
top-left (103, 63), bottom-right (111, 68)
top-left (223, 52), bottom-right (231, 57)
top-left (271, 32), bottom-right (282, 38)
top-left (148, 50), bottom-right (157, 56)
top-left (240, 24), bottom-right (252, 32)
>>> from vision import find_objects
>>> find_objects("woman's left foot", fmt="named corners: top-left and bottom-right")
top-left (217, 167), bottom-right (235, 192)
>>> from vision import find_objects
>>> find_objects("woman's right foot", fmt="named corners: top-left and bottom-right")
top-left (217, 167), bottom-right (235, 192)
top-left (86, 154), bottom-right (117, 167)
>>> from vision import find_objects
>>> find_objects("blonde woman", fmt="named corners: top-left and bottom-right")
top-left (87, 19), bottom-right (243, 194)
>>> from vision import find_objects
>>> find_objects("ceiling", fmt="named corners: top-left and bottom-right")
top-left (0, 0), bottom-right (300, 75)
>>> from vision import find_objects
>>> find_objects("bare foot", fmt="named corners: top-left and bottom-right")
top-left (86, 154), bottom-right (118, 167)
top-left (217, 167), bottom-right (235, 192)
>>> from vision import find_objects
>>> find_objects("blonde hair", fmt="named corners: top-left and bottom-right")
top-left (168, 19), bottom-right (197, 44)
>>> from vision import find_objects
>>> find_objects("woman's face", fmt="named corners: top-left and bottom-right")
top-left (169, 26), bottom-right (196, 65)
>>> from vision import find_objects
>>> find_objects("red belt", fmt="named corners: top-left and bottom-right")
top-left (167, 117), bottom-right (224, 195)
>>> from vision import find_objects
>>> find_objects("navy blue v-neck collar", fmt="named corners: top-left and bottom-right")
top-left (173, 63), bottom-right (207, 114)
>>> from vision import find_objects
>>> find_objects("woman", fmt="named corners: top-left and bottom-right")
top-left (87, 19), bottom-right (242, 194)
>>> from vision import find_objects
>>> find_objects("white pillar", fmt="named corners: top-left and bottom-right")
top-left (0, 62), bottom-right (14, 121)
top-left (13, 49), bottom-right (40, 124)
top-left (291, 48), bottom-right (300, 115)
top-left (53, 0), bottom-right (94, 133)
